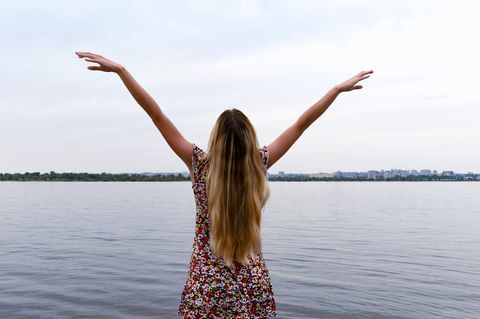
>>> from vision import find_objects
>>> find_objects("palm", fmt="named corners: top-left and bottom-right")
top-left (76, 52), bottom-right (122, 72)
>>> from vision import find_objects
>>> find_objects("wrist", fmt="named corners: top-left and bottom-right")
top-left (332, 85), bottom-right (343, 94)
top-left (115, 65), bottom-right (126, 75)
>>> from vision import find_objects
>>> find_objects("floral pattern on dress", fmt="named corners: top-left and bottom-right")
top-left (178, 143), bottom-right (276, 319)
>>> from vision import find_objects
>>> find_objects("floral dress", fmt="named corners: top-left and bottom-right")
top-left (178, 143), bottom-right (276, 318)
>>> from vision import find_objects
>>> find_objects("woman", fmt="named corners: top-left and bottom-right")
top-left (76, 51), bottom-right (372, 318)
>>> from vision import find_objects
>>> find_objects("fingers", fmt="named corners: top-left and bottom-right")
top-left (360, 70), bottom-right (374, 75)
top-left (76, 52), bottom-right (93, 58)
top-left (354, 70), bottom-right (373, 83)
top-left (76, 51), bottom-right (102, 59)
top-left (76, 51), bottom-right (95, 57)
top-left (87, 66), bottom-right (103, 71)
top-left (359, 74), bottom-right (371, 81)
top-left (356, 70), bottom-right (374, 77)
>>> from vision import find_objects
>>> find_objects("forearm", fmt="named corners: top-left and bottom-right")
top-left (296, 86), bottom-right (341, 131)
top-left (116, 66), bottom-right (163, 119)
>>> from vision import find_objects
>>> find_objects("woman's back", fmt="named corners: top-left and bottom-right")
top-left (178, 143), bottom-right (276, 318)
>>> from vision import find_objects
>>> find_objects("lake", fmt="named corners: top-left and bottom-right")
top-left (1, 181), bottom-right (479, 318)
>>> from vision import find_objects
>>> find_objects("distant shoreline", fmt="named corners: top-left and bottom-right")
top-left (0, 172), bottom-right (478, 182)
top-left (1, 180), bottom-right (478, 182)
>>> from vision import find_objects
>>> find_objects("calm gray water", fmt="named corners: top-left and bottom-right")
top-left (1, 181), bottom-right (479, 319)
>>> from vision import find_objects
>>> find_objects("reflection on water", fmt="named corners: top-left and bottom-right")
top-left (1, 181), bottom-right (479, 318)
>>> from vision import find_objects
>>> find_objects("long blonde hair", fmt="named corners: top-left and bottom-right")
top-left (206, 109), bottom-right (270, 268)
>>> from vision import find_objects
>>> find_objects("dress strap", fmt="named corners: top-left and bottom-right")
top-left (192, 143), bottom-right (206, 183)
top-left (259, 145), bottom-right (269, 174)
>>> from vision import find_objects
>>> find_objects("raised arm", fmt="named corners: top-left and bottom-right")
top-left (267, 70), bottom-right (373, 168)
top-left (75, 52), bottom-right (193, 173)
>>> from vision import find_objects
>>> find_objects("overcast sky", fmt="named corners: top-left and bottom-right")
top-left (1, 0), bottom-right (479, 174)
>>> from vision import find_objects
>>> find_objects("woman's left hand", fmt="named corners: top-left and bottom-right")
top-left (76, 52), bottom-right (124, 73)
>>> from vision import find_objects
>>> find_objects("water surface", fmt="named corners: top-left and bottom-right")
top-left (1, 182), bottom-right (479, 318)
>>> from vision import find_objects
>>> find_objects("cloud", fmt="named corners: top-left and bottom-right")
top-left (1, 0), bottom-right (479, 173)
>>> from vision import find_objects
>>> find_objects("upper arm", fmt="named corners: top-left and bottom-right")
top-left (267, 121), bottom-right (305, 169)
top-left (150, 111), bottom-right (193, 174)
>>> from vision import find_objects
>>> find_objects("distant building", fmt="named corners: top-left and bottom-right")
top-left (335, 171), bottom-right (360, 178)
top-left (399, 169), bottom-right (409, 177)
top-left (384, 169), bottom-right (400, 178)
top-left (420, 169), bottom-right (432, 176)
top-left (358, 172), bottom-right (369, 178)
top-left (441, 170), bottom-right (455, 176)
top-left (368, 170), bottom-right (380, 179)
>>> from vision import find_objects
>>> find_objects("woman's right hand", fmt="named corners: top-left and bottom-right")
top-left (335, 70), bottom-right (374, 92)
top-left (76, 51), bottom-right (124, 73)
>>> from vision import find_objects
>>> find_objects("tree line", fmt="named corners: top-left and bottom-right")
top-left (0, 172), bottom-right (474, 182)
top-left (0, 172), bottom-right (191, 182)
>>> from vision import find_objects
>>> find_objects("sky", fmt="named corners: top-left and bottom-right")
top-left (1, 0), bottom-right (479, 174)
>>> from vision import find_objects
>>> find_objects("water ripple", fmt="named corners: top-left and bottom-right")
top-left (0, 181), bottom-right (479, 318)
